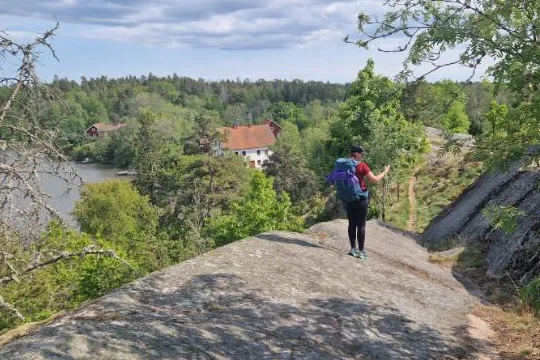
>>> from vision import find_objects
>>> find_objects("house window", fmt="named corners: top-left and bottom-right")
top-left (235, 152), bottom-right (239, 155)
top-left (242, 151), bottom-right (246, 156)
top-left (257, 160), bottom-right (261, 165)
top-left (265, 149), bottom-right (269, 155)
top-left (257, 150), bottom-right (261, 155)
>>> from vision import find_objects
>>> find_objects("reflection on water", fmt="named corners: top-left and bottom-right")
top-left (42, 163), bottom-right (122, 226)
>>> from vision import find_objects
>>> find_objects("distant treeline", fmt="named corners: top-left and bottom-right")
top-left (48, 75), bottom-right (350, 123)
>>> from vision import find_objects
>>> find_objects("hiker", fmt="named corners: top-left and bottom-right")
top-left (326, 145), bottom-right (390, 259)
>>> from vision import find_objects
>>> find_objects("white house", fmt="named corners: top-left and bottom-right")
top-left (216, 119), bottom-right (282, 169)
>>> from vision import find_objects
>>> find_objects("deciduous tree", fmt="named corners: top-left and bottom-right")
top-left (353, 0), bottom-right (540, 167)
top-left (206, 171), bottom-right (303, 246)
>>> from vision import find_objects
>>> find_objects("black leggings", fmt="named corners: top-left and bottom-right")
top-left (345, 198), bottom-right (368, 251)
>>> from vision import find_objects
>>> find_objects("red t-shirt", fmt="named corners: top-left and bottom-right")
top-left (355, 162), bottom-right (371, 191)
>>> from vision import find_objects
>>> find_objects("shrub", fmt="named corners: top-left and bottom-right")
top-left (520, 277), bottom-right (540, 316)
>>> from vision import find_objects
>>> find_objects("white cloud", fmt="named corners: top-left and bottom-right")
top-left (1, 30), bottom-right (37, 42)
top-left (1, 1), bottom-right (492, 82)
top-left (0, 0), bottom-right (381, 50)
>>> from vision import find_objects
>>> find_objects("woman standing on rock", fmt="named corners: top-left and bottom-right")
top-left (326, 145), bottom-right (390, 259)
top-left (347, 145), bottom-right (389, 258)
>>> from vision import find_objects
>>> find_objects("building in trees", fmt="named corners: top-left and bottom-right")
top-left (85, 122), bottom-right (127, 138)
top-left (217, 119), bottom-right (282, 168)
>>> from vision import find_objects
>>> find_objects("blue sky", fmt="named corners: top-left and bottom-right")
top-left (1, 0), bottom-right (489, 84)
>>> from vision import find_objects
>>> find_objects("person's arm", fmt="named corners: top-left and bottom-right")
top-left (365, 165), bottom-right (390, 183)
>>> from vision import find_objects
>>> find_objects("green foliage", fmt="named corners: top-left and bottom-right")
top-left (264, 138), bottom-right (318, 208)
top-left (465, 80), bottom-right (506, 136)
top-left (52, 99), bottom-right (88, 144)
top-left (155, 154), bottom-right (252, 258)
top-left (520, 277), bottom-right (540, 316)
top-left (47, 76), bottom-right (347, 137)
top-left (401, 80), bottom-right (475, 131)
top-left (74, 180), bottom-right (156, 238)
top-left (206, 171), bottom-right (304, 246)
top-left (355, 0), bottom-right (540, 168)
top-left (482, 205), bottom-right (526, 234)
top-left (301, 123), bottom-right (335, 177)
top-left (474, 101), bottom-right (518, 169)
top-left (133, 108), bottom-right (162, 199)
top-left (326, 59), bottom-right (429, 219)
top-left (105, 122), bottom-right (138, 167)
top-left (0, 222), bottom-right (135, 331)
top-left (330, 59), bottom-right (429, 167)
top-left (185, 108), bottom-right (222, 154)
top-left (71, 138), bottom-right (111, 162)
top-left (265, 101), bottom-right (308, 130)
top-left (409, 158), bottom-right (484, 233)
top-left (401, 80), bottom-right (438, 125)
top-left (222, 103), bottom-right (249, 125)
top-left (303, 99), bottom-right (338, 128)
top-left (484, 101), bottom-right (509, 136)
top-left (39, 222), bottom-right (137, 304)
top-left (443, 100), bottom-right (470, 134)
top-left (73, 179), bottom-right (170, 271)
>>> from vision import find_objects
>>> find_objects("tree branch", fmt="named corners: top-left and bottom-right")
top-left (0, 246), bottom-right (130, 287)
top-left (0, 295), bottom-right (25, 320)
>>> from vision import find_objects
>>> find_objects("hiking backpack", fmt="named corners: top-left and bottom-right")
top-left (325, 158), bottom-right (368, 202)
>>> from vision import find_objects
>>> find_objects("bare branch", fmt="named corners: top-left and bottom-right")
top-left (0, 295), bottom-right (25, 320)
top-left (1, 246), bottom-right (130, 287)
top-left (0, 78), bottom-right (24, 127)
top-left (0, 23), bottom-right (83, 241)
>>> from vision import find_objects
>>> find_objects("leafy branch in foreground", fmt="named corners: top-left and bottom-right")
top-left (0, 245), bottom-right (129, 287)
top-left (350, 0), bottom-right (540, 168)
top-left (482, 205), bottom-right (526, 235)
top-left (0, 245), bottom-right (128, 320)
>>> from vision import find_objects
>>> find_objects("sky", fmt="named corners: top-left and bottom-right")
top-left (0, 0), bottom-right (490, 84)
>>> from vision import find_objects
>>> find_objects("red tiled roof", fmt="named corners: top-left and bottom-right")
top-left (218, 123), bottom-right (278, 151)
top-left (92, 123), bottom-right (127, 132)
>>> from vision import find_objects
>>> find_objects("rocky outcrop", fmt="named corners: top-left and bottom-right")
top-left (421, 160), bottom-right (540, 283)
top-left (0, 220), bottom-right (489, 359)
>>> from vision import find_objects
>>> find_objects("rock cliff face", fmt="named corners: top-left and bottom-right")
top-left (421, 161), bottom-right (540, 283)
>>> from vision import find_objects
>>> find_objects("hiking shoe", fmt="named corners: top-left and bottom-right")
top-left (358, 251), bottom-right (368, 259)
top-left (348, 248), bottom-right (359, 257)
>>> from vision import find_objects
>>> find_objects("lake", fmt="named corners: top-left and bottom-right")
top-left (42, 163), bottom-right (123, 226)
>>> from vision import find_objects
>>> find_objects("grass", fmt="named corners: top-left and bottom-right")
top-left (455, 246), bottom-right (485, 269)
top-left (385, 187), bottom-right (411, 231)
top-left (474, 305), bottom-right (540, 359)
top-left (429, 244), bottom-right (540, 358)
top-left (519, 277), bottom-right (540, 316)
top-left (385, 148), bottom-right (484, 234)
top-left (413, 155), bottom-right (484, 232)
top-left (428, 245), bottom-right (484, 272)
top-left (428, 251), bottom-right (460, 267)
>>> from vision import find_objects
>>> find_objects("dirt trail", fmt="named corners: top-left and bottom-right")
top-left (407, 170), bottom-right (416, 231)
top-left (406, 168), bottom-right (419, 231)
top-left (0, 220), bottom-right (496, 359)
